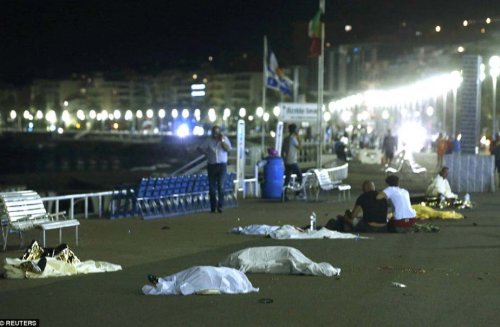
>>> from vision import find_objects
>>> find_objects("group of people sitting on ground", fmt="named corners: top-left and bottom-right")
top-left (323, 167), bottom-right (462, 233)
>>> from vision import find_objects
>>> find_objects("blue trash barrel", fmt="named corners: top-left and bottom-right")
top-left (262, 157), bottom-right (284, 199)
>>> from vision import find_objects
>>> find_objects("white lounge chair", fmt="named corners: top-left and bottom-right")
top-left (1, 190), bottom-right (80, 250)
top-left (311, 165), bottom-right (351, 202)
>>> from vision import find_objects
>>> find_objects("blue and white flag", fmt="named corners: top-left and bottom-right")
top-left (266, 50), bottom-right (293, 96)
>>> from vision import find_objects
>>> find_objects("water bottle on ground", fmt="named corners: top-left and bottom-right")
top-left (310, 212), bottom-right (317, 231)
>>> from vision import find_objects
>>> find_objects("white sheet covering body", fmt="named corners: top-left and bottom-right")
top-left (230, 224), bottom-right (280, 235)
top-left (142, 266), bottom-right (259, 296)
top-left (220, 246), bottom-right (341, 277)
top-left (269, 225), bottom-right (365, 240)
top-left (4, 257), bottom-right (122, 279)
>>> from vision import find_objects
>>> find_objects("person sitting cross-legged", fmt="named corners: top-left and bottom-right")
top-left (426, 166), bottom-right (458, 200)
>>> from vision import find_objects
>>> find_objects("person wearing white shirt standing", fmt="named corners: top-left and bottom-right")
top-left (425, 167), bottom-right (458, 199)
top-left (377, 175), bottom-right (417, 232)
top-left (198, 125), bottom-right (232, 213)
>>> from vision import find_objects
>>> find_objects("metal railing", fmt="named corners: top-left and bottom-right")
top-left (41, 191), bottom-right (113, 220)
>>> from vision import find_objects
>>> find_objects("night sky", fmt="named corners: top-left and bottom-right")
top-left (1, 0), bottom-right (498, 85)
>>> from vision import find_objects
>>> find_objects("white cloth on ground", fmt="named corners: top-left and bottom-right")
top-left (142, 266), bottom-right (259, 296)
top-left (425, 174), bottom-right (458, 198)
top-left (230, 224), bottom-right (280, 235)
top-left (269, 225), bottom-right (366, 240)
top-left (3, 257), bottom-right (122, 279)
top-left (219, 246), bottom-right (341, 277)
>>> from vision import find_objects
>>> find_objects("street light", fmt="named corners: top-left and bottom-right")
top-left (489, 55), bottom-right (500, 139)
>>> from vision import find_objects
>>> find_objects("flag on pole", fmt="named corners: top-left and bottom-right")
top-left (308, 9), bottom-right (322, 57)
top-left (265, 48), bottom-right (293, 96)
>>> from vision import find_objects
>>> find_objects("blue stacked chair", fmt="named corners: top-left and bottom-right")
top-left (135, 172), bottom-right (237, 220)
top-left (110, 184), bottom-right (136, 219)
top-left (224, 172), bottom-right (238, 208)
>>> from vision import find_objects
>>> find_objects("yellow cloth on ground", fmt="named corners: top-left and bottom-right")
top-left (3, 257), bottom-right (122, 279)
top-left (412, 205), bottom-right (464, 220)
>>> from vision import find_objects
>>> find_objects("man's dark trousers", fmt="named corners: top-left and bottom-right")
top-left (207, 163), bottom-right (227, 212)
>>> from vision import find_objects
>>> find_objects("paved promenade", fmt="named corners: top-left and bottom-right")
top-left (1, 157), bottom-right (499, 326)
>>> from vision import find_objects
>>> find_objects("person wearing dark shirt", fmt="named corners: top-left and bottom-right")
top-left (325, 180), bottom-right (388, 232)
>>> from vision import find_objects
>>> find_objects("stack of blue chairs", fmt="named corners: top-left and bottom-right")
top-left (131, 173), bottom-right (237, 220)
top-left (110, 184), bottom-right (137, 219)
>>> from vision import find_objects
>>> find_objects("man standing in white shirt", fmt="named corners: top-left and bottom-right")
top-left (377, 175), bottom-right (416, 232)
top-left (282, 123), bottom-right (303, 198)
top-left (425, 166), bottom-right (458, 199)
top-left (198, 125), bottom-right (232, 213)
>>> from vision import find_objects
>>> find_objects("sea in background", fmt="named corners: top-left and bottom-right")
top-left (0, 132), bottom-right (203, 194)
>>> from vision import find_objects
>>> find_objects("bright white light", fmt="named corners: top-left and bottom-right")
top-left (63, 101), bottom-right (69, 107)
top-left (96, 113), bottom-right (102, 121)
top-left (61, 110), bottom-right (70, 124)
top-left (194, 109), bottom-right (201, 121)
top-left (77, 110), bottom-right (85, 120)
top-left (35, 110), bottom-right (43, 120)
top-left (486, 17), bottom-right (491, 24)
top-left (248, 115), bottom-right (254, 121)
top-left (457, 46), bottom-right (465, 53)
top-left (357, 110), bottom-right (369, 121)
top-left (153, 127), bottom-right (159, 134)
top-left (256, 106), bottom-right (264, 117)
top-left (146, 109), bottom-right (154, 119)
top-left (340, 110), bottom-right (352, 122)
top-left (113, 123), bottom-right (119, 129)
top-left (323, 111), bottom-right (331, 122)
top-left (101, 110), bottom-right (108, 121)
top-left (89, 110), bottom-right (97, 119)
top-left (136, 110), bottom-right (143, 119)
top-left (57, 127), bottom-right (64, 134)
top-left (28, 122), bottom-right (34, 129)
top-left (345, 25), bottom-right (352, 32)
top-left (480, 64), bottom-right (486, 82)
top-left (193, 126), bottom-right (205, 136)
top-left (182, 109), bottom-right (189, 119)
top-left (108, 113), bottom-right (114, 121)
top-left (263, 112), bottom-right (270, 122)
top-left (382, 110), bottom-right (390, 120)
top-left (176, 123), bottom-right (190, 138)
top-left (426, 106), bottom-right (434, 116)
top-left (23, 110), bottom-right (30, 119)
top-left (45, 110), bottom-right (57, 123)
top-left (435, 25), bottom-right (441, 32)
top-left (463, 20), bottom-right (468, 27)
top-left (191, 84), bottom-right (206, 90)
top-left (191, 91), bottom-right (206, 97)
top-left (171, 109), bottom-right (178, 119)
top-left (125, 110), bottom-right (133, 121)
top-left (10, 110), bottom-right (17, 120)
top-left (398, 122), bottom-right (427, 152)
top-left (208, 108), bottom-right (217, 122)
top-left (224, 108), bottom-right (231, 118)
top-left (239, 107), bottom-right (246, 118)
top-left (158, 109), bottom-right (166, 119)
top-left (270, 131), bottom-right (276, 138)
top-left (273, 106), bottom-right (280, 117)
top-left (480, 136), bottom-right (490, 146)
top-left (457, 133), bottom-right (462, 141)
top-left (113, 109), bottom-right (121, 120)
top-left (489, 56), bottom-right (500, 79)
